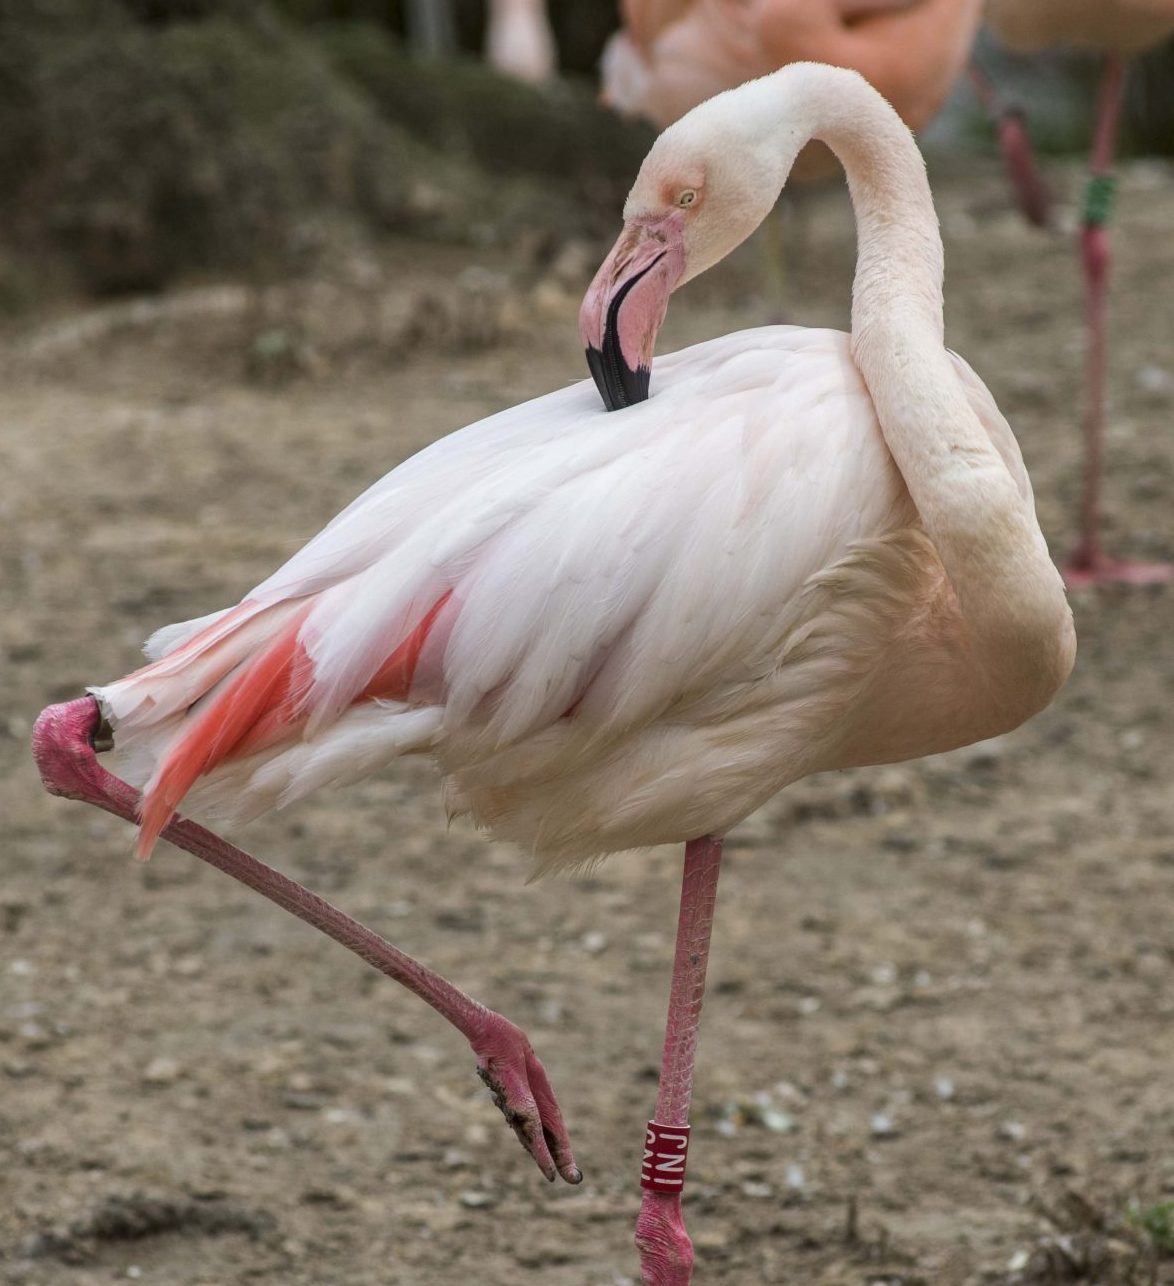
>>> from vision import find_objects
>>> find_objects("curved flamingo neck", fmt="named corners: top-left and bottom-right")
top-left (748, 65), bottom-right (1074, 718)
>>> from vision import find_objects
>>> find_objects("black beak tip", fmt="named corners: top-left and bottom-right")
top-left (585, 345), bottom-right (651, 413)
top-left (585, 248), bottom-right (664, 413)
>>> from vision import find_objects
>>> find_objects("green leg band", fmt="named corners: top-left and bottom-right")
top-left (1083, 172), bottom-right (1118, 228)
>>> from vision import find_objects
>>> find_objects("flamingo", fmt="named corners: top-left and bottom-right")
top-left (984, 0), bottom-right (1174, 586)
top-left (484, 0), bottom-right (557, 83)
top-left (601, 0), bottom-right (983, 179)
top-left (33, 63), bottom-right (1075, 1285)
top-left (405, 0), bottom-right (557, 83)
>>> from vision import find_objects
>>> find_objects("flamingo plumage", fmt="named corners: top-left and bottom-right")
top-left (983, 0), bottom-right (1174, 586)
top-left (34, 63), bottom-right (1075, 1285)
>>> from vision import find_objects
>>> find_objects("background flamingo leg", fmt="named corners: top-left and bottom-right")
top-left (1065, 57), bottom-right (1173, 588)
top-left (30, 696), bottom-right (581, 1185)
top-left (635, 835), bottom-right (724, 1285)
top-left (968, 61), bottom-right (1052, 230)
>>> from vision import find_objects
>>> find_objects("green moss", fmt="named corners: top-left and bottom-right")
top-left (1128, 1201), bottom-right (1174, 1256)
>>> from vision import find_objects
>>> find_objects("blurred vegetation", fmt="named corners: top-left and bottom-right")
top-left (1, 0), bottom-right (1169, 305)
top-left (0, 0), bottom-right (645, 298)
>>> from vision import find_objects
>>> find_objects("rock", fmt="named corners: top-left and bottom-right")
top-left (1135, 364), bottom-right (1174, 399)
top-left (741, 1181), bottom-right (774, 1199)
top-left (142, 1057), bottom-right (181, 1084)
top-left (870, 1113), bottom-right (898, 1139)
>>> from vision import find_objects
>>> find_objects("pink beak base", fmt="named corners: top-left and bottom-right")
top-left (580, 215), bottom-right (685, 411)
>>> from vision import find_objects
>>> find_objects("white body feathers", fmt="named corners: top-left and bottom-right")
top-left (96, 325), bottom-right (1038, 872)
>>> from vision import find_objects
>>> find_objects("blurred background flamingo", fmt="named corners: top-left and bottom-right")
top-left (407, 0), bottom-right (556, 82)
top-left (484, 0), bottom-right (556, 82)
top-left (601, 0), bottom-right (982, 178)
top-left (983, 0), bottom-right (1174, 585)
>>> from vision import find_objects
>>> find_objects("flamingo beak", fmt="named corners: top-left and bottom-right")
top-left (579, 215), bottom-right (686, 411)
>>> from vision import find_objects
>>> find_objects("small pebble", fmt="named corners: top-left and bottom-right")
top-left (934, 1076), bottom-right (955, 1102)
top-left (999, 1120), bottom-right (1026, 1142)
top-left (322, 1107), bottom-right (360, 1125)
top-left (1135, 364), bottom-right (1174, 396)
top-left (740, 1181), bottom-right (773, 1199)
top-left (761, 1108), bottom-right (797, 1134)
top-left (19, 1022), bottom-right (51, 1050)
top-left (143, 1057), bottom-right (181, 1084)
top-left (784, 1163), bottom-right (806, 1190)
top-left (459, 1190), bottom-right (494, 1209)
top-left (870, 1113), bottom-right (897, 1138)
top-left (581, 931), bottom-right (609, 955)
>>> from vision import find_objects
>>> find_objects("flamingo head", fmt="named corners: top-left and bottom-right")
top-left (580, 87), bottom-right (794, 410)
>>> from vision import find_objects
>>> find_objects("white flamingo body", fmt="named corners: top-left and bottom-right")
top-left (53, 68), bottom-right (1077, 1282)
top-left (98, 323), bottom-right (1042, 871)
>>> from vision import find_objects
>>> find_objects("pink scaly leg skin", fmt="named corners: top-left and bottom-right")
top-left (31, 696), bottom-right (581, 1185)
top-left (1065, 57), bottom-right (1173, 590)
top-left (634, 835), bottom-right (723, 1286)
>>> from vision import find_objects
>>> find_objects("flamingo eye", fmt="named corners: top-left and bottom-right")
top-left (677, 189), bottom-right (698, 208)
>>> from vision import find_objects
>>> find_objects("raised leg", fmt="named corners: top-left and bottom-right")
top-left (31, 696), bottom-right (581, 1185)
top-left (968, 62), bottom-right (1052, 230)
top-left (1065, 57), bottom-right (1172, 588)
top-left (635, 835), bottom-right (724, 1286)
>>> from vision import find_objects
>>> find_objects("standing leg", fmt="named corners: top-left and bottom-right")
top-left (1066, 57), bottom-right (1172, 587)
top-left (32, 697), bottom-right (580, 1185)
top-left (635, 835), bottom-right (724, 1286)
top-left (968, 62), bottom-right (1052, 230)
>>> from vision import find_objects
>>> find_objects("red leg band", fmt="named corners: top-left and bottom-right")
top-left (640, 1121), bottom-right (691, 1193)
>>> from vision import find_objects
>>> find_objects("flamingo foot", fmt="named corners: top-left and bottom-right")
top-left (635, 1191), bottom-right (694, 1285)
top-left (32, 696), bottom-right (125, 812)
top-left (32, 696), bottom-right (582, 1186)
top-left (475, 1020), bottom-right (582, 1184)
top-left (1063, 546), bottom-right (1174, 589)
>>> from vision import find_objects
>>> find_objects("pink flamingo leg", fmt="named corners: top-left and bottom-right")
top-left (1066, 57), bottom-right (1173, 588)
top-left (968, 62), bottom-right (1052, 230)
top-left (31, 696), bottom-right (581, 1185)
top-left (635, 835), bottom-right (724, 1285)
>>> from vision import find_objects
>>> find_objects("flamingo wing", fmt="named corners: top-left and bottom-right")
top-left (97, 327), bottom-right (971, 856)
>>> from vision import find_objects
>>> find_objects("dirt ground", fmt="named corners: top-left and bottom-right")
top-left (2, 158), bottom-right (1173, 1286)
